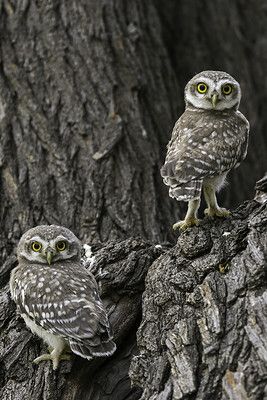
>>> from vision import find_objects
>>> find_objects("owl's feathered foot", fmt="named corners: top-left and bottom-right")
top-left (33, 350), bottom-right (71, 370)
top-left (204, 207), bottom-right (231, 218)
top-left (173, 217), bottom-right (200, 231)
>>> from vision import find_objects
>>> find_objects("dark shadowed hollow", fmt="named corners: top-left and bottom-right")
top-left (0, 1), bottom-right (266, 400)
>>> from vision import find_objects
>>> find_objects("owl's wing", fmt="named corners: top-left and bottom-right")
top-left (161, 111), bottom-right (249, 185)
top-left (234, 111), bottom-right (250, 166)
top-left (13, 264), bottom-right (116, 358)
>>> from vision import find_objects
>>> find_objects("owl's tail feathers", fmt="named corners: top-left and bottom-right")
top-left (161, 161), bottom-right (203, 201)
top-left (70, 338), bottom-right (116, 360)
top-left (168, 179), bottom-right (203, 201)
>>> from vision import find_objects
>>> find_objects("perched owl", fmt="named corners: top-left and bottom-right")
top-left (161, 70), bottom-right (249, 230)
top-left (10, 225), bottom-right (116, 370)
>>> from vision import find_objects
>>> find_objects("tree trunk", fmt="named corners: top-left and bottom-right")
top-left (0, 1), bottom-right (266, 400)
top-left (130, 198), bottom-right (267, 400)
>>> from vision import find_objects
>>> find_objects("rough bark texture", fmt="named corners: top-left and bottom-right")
top-left (130, 200), bottom-right (267, 400)
top-left (0, 0), bottom-right (179, 249)
top-left (0, 1), bottom-right (267, 400)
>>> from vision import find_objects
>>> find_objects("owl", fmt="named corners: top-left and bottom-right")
top-left (161, 70), bottom-right (249, 230)
top-left (10, 225), bottom-right (116, 370)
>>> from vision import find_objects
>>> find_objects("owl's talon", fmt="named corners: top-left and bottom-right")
top-left (33, 353), bottom-right (52, 365)
top-left (204, 207), bottom-right (231, 218)
top-left (173, 217), bottom-right (200, 231)
top-left (33, 351), bottom-right (71, 370)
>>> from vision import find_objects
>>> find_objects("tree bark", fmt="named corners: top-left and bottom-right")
top-left (0, 1), bottom-right (266, 400)
top-left (130, 198), bottom-right (267, 400)
top-left (0, 0), bottom-right (180, 248)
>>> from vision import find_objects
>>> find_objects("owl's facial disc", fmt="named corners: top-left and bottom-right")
top-left (19, 234), bottom-right (79, 265)
top-left (185, 73), bottom-right (241, 111)
top-left (17, 225), bottom-right (82, 265)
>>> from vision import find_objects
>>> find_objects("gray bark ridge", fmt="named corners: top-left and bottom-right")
top-left (130, 200), bottom-right (267, 400)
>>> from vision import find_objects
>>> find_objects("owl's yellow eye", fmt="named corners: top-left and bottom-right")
top-left (31, 241), bottom-right (42, 252)
top-left (197, 83), bottom-right (208, 94)
top-left (222, 84), bottom-right (232, 95)
top-left (56, 241), bottom-right (67, 252)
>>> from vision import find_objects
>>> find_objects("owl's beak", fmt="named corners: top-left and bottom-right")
top-left (45, 249), bottom-right (55, 265)
top-left (211, 93), bottom-right (219, 108)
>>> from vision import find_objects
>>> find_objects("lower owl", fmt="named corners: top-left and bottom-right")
top-left (161, 70), bottom-right (250, 230)
top-left (10, 225), bottom-right (116, 370)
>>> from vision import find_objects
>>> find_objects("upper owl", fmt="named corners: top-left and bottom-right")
top-left (160, 70), bottom-right (249, 231)
top-left (185, 70), bottom-right (241, 111)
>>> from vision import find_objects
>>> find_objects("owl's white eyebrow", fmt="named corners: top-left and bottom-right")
top-left (54, 236), bottom-right (68, 241)
top-left (28, 236), bottom-right (43, 242)
top-left (194, 77), bottom-right (214, 86)
top-left (217, 79), bottom-right (236, 86)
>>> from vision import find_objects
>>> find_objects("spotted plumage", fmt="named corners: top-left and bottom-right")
top-left (10, 225), bottom-right (116, 369)
top-left (161, 71), bottom-right (249, 230)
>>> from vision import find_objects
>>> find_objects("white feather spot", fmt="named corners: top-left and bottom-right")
top-left (142, 128), bottom-right (148, 138)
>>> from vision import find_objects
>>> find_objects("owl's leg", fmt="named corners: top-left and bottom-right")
top-left (173, 198), bottom-right (200, 231)
top-left (33, 332), bottom-right (71, 370)
top-left (203, 184), bottom-right (230, 218)
top-left (22, 315), bottom-right (71, 369)
top-left (48, 345), bottom-right (72, 354)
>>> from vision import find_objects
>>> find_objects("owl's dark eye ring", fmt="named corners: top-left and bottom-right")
top-left (56, 241), bottom-right (67, 252)
top-left (197, 82), bottom-right (208, 94)
top-left (31, 241), bottom-right (42, 252)
top-left (222, 84), bottom-right (233, 95)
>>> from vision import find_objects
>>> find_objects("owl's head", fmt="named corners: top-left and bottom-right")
top-left (184, 70), bottom-right (241, 111)
top-left (17, 225), bottom-right (81, 265)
